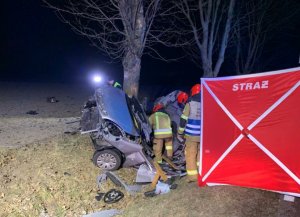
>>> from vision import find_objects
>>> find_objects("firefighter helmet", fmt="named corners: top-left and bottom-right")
top-left (153, 103), bottom-right (163, 112)
top-left (191, 84), bottom-right (201, 96)
top-left (177, 91), bottom-right (188, 104)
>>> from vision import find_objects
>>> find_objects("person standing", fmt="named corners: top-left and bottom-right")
top-left (178, 84), bottom-right (201, 182)
top-left (107, 80), bottom-right (122, 89)
top-left (164, 91), bottom-right (188, 159)
top-left (149, 103), bottom-right (173, 163)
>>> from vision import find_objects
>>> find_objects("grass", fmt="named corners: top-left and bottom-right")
top-left (0, 134), bottom-right (130, 216)
top-left (0, 134), bottom-right (295, 217)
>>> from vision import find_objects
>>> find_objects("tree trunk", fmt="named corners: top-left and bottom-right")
top-left (122, 50), bottom-right (141, 97)
top-left (203, 69), bottom-right (214, 78)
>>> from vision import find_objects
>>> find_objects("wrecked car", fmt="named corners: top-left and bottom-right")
top-left (80, 85), bottom-right (153, 171)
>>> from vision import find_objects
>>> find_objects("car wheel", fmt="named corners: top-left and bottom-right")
top-left (93, 149), bottom-right (122, 171)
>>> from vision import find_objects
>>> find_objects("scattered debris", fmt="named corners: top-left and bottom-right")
top-left (63, 172), bottom-right (71, 176)
top-left (39, 209), bottom-right (49, 217)
top-left (144, 189), bottom-right (156, 197)
top-left (170, 183), bottom-right (178, 190)
top-left (136, 164), bottom-right (155, 183)
top-left (101, 171), bottom-right (142, 195)
top-left (155, 181), bottom-right (170, 195)
top-left (284, 195), bottom-right (295, 202)
top-left (144, 180), bottom-right (178, 197)
top-left (64, 131), bottom-right (77, 135)
top-left (82, 209), bottom-right (123, 217)
top-left (97, 173), bottom-right (108, 188)
top-left (103, 189), bottom-right (124, 204)
top-left (26, 110), bottom-right (38, 115)
top-left (95, 192), bottom-right (105, 201)
top-left (46, 96), bottom-right (59, 103)
top-left (65, 118), bottom-right (81, 124)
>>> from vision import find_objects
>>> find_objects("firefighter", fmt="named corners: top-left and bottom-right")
top-left (178, 84), bottom-right (201, 182)
top-left (154, 91), bottom-right (188, 132)
top-left (174, 91), bottom-right (189, 125)
top-left (177, 91), bottom-right (189, 108)
top-left (108, 80), bottom-right (122, 89)
top-left (165, 91), bottom-right (188, 160)
top-left (149, 103), bottom-right (173, 163)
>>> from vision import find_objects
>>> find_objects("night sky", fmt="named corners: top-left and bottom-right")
top-left (0, 0), bottom-right (299, 88)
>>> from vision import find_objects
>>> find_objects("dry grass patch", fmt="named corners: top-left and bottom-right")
top-left (0, 134), bottom-right (141, 217)
top-left (1, 134), bottom-right (297, 217)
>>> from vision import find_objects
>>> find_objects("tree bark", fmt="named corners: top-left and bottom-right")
top-left (45, 0), bottom-right (164, 97)
top-left (122, 50), bottom-right (141, 97)
top-left (213, 0), bottom-right (236, 77)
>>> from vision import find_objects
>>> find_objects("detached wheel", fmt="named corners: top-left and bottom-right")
top-left (93, 149), bottom-right (122, 171)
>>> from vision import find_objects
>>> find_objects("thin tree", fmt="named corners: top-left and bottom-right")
top-left (233, 0), bottom-right (300, 74)
top-left (44, 0), bottom-right (175, 97)
top-left (173, 0), bottom-right (236, 77)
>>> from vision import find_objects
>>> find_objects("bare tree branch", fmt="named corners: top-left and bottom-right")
top-left (43, 0), bottom-right (183, 97)
top-left (172, 0), bottom-right (236, 77)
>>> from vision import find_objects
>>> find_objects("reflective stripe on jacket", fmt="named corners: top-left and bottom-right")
top-left (185, 101), bottom-right (201, 136)
top-left (149, 112), bottom-right (172, 138)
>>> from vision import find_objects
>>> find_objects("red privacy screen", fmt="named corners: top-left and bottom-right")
top-left (199, 67), bottom-right (300, 196)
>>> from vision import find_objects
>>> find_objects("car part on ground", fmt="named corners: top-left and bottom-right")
top-left (97, 173), bottom-right (108, 189)
top-left (97, 171), bottom-right (142, 195)
top-left (106, 171), bottom-right (142, 195)
top-left (103, 189), bottom-right (124, 204)
top-left (46, 96), bottom-right (59, 103)
top-left (82, 209), bottom-right (123, 217)
top-left (136, 164), bottom-right (156, 183)
top-left (95, 192), bottom-right (105, 201)
top-left (144, 180), bottom-right (178, 197)
top-left (26, 110), bottom-right (38, 115)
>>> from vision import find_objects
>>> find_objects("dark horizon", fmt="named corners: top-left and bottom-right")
top-left (0, 0), bottom-right (299, 88)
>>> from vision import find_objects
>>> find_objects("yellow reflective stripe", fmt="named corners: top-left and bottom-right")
top-left (178, 127), bottom-right (185, 133)
top-left (154, 131), bottom-right (172, 135)
top-left (157, 160), bottom-right (162, 163)
top-left (155, 113), bottom-right (160, 130)
top-left (154, 128), bottom-right (172, 133)
top-left (181, 114), bottom-right (188, 120)
top-left (187, 170), bottom-right (198, 175)
top-left (113, 82), bottom-right (121, 88)
top-left (155, 112), bottom-right (167, 116)
top-left (165, 146), bottom-right (173, 150)
top-left (154, 112), bottom-right (171, 134)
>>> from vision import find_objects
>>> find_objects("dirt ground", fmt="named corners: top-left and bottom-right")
top-left (0, 82), bottom-right (91, 147)
top-left (0, 82), bottom-right (299, 217)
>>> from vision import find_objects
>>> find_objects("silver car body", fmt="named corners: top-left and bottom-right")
top-left (80, 85), bottom-right (153, 170)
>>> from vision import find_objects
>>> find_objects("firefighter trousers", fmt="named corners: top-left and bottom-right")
top-left (185, 140), bottom-right (200, 182)
top-left (153, 137), bottom-right (173, 163)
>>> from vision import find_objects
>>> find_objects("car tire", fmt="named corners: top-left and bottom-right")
top-left (93, 149), bottom-right (122, 171)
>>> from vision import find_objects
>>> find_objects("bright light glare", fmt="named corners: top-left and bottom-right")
top-left (93, 75), bottom-right (102, 83)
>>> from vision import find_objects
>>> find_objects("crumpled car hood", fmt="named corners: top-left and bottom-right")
top-left (95, 86), bottom-right (139, 136)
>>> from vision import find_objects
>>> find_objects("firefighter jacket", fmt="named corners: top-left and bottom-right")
top-left (178, 94), bottom-right (201, 142)
top-left (149, 110), bottom-right (173, 139)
